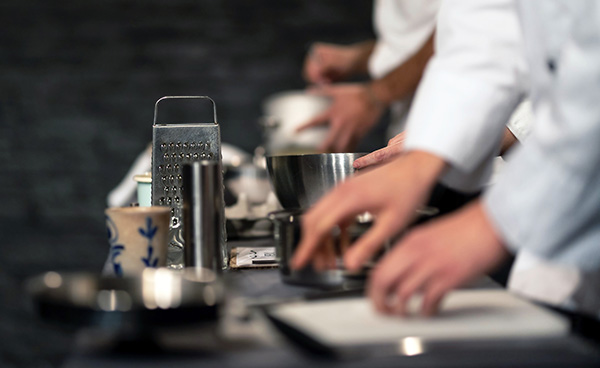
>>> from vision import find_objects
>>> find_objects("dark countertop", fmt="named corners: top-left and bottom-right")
top-left (27, 238), bottom-right (600, 368)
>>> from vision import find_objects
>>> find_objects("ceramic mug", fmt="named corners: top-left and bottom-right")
top-left (104, 206), bottom-right (170, 277)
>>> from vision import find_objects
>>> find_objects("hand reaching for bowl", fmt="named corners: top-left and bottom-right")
top-left (304, 41), bottom-right (375, 85)
top-left (291, 151), bottom-right (446, 272)
top-left (353, 132), bottom-right (406, 169)
top-left (291, 151), bottom-right (509, 317)
top-left (295, 83), bottom-right (386, 153)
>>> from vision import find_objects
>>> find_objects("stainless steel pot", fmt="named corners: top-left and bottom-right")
top-left (260, 90), bottom-right (331, 155)
top-left (266, 152), bottom-right (366, 210)
top-left (269, 210), bottom-right (370, 290)
top-left (269, 207), bottom-right (439, 289)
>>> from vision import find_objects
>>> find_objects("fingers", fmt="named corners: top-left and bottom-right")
top-left (343, 211), bottom-right (404, 271)
top-left (296, 110), bottom-right (331, 133)
top-left (339, 224), bottom-right (351, 255)
top-left (304, 43), bottom-right (332, 84)
top-left (368, 230), bottom-right (445, 317)
top-left (353, 143), bottom-right (404, 169)
top-left (291, 183), bottom-right (370, 269)
top-left (368, 247), bottom-right (418, 314)
top-left (331, 123), bottom-right (357, 153)
top-left (322, 235), bottom-right (338, 269)
top-left (421, 280), bottom-right (450, 317)
top-left (388, 131), bottom-right (406, 146)
top-left (307, 84), bottom-right (335, 96)
top-left (392, 256), bottom-right (438, 315)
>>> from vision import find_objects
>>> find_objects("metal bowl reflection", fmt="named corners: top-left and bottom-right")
top-left (266, 153), bottom-right (366, 210)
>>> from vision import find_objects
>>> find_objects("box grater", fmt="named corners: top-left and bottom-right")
top-left (151, 96), bottom-right (222, 251)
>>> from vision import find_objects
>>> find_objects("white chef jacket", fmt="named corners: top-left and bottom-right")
top-left (404, 0), bottom-right (600, 318)
top-left (369, 0), bottom-right (440, 137)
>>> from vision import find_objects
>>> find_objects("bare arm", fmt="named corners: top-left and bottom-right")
top-left (369, 32), bottom-right (435, 104)
top-left (297, 33), bottom-right (435, 152)
top-left (304, 40), bottom-right (376, 84)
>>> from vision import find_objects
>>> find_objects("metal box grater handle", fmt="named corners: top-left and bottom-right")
top-left (151, 96), bottom-right (223, 265)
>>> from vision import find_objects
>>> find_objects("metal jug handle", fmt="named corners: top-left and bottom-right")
top-left (153, 96), bottom-right (218, 126)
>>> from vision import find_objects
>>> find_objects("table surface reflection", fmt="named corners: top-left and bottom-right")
top-left (59, 239), bottom-right (600, 368)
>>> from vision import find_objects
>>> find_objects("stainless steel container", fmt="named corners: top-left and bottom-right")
top-left (269, 210), bottom-right (371, 290)
top-left (265, 152), bottom-right (366, 210)
top-left (182, 161), bottom-right (227, 272)
top-left (269, 207), bottom-right (438, 289)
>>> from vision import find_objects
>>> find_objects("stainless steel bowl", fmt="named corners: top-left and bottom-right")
top-left (266, 153), bottom-right (366, 210)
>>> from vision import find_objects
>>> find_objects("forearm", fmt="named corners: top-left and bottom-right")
top-left (389, 150), bottom-right (448, 192)
top-left (369, 32), bottom-right (435, 105)
top-left (347, 40), bottom-right (377, 76)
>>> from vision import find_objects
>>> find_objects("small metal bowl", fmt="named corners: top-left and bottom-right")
top-left (27, 268), bottom-right (223, 331)
top-left (266, 153), bottom-right (366, 210)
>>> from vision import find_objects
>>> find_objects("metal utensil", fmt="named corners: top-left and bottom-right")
top-left (151, 96), bottom-right (222, 251)
top-left (182, 161), bottom-right (227, 272)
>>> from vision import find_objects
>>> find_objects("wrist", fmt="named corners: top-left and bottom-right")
top-left (393, 150), bottom-right (447, 185)
top-left (468, 200), bottom-right (511, 262)
top-left (348, 40), bottom-right (376, 75)
top-left (367, 79), bottom-right (393, 107)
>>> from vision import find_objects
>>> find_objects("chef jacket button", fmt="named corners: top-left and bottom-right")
top-left (547, 58), bottom-right (556, 73)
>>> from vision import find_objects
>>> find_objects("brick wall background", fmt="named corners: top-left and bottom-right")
top-left (0, 1), bottom-right (379, 366)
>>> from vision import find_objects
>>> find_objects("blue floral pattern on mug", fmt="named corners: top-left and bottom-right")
top-left (106, 215), bottom-right (125, 277)
top-left (139, 216), bottom-right (159, 268)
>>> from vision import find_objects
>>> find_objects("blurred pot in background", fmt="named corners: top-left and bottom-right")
top-left (260, 90), bottom-right (331, 155)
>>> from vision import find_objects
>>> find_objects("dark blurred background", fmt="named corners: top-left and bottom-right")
top-left (0, 0), bottom-right (379, 366)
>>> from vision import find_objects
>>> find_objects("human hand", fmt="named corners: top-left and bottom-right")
top-left (291, 151), bottom-right (447, 272)
top-left (304, 42), bottom-right (366, 84)
top-left (368, 200), bottom-right (510, 317)
top-left (353, 132), bottom-right (407, 169)
top-left (296, 83), bottom-right (386, 153)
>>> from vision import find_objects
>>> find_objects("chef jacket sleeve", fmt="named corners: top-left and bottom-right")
top-left (403, 0), bottom-right (527, 192)
top-left (505, 99), bottom-right (533, 143)
top-left (485, 1), bottom-right (600, 268)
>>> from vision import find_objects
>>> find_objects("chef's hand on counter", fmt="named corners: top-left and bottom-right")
top-left (353, 132), bottom-right (406, 169)
top-left (369, 201), bottom-right (510, 316)
top-left (291, 150), bottom-right (445, 271)
top-left (296, 83), bottom-right (386, 153)
top-left (304, 41), bottom-right (375, 85)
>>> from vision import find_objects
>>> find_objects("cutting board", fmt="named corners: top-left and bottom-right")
top-left (267, 289), bottom-right (569, 345)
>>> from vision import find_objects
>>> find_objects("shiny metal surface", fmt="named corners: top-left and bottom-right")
top-left (27, 268), bottom-right (223, 330)
top-left (268, 209), bottom-right (370, 290)
top-left (266, 153), bottom-right (366, 210)
top-left (182, 161), bottom-right (227, 271)
top-left (151, 96), bottom-right (221, 252)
